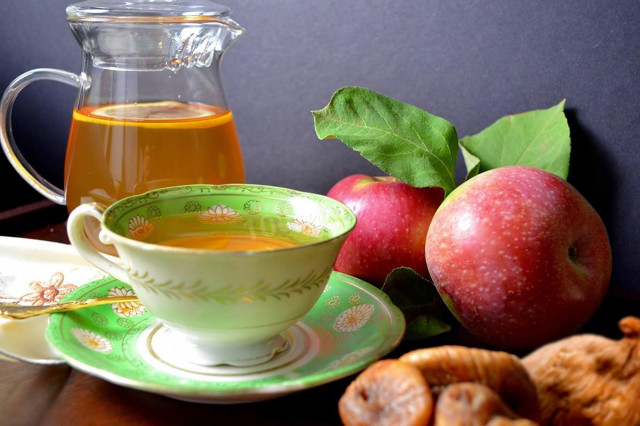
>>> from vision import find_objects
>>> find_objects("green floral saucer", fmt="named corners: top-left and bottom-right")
top-left (45, 271), bottom-right (405, 403)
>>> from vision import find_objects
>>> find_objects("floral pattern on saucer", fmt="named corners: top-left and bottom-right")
top-left (71, 328), bottom-right (113, 354)
top-left (0, 245), bottom-right (105, 307)
top-left (6, 272), bottom-right (77, 306)
top-left (46, 272), bottom-right (405, 403)
top-left (0, 236), bottom-right (107, 364)
top-left (108, 287), bottom-right (146, 318)
top-left (334, 304), bottom-right (375, 332)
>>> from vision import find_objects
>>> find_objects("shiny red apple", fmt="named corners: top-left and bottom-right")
top-left (327, 174), bottom-right (444, 287)
top-left (425, 166), bottom-right (612, 351)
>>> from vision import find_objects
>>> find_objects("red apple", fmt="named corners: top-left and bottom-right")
top-left (425, 166), bottom-right (612, 351)
top-left (327, 174), bottom-right (445, 287)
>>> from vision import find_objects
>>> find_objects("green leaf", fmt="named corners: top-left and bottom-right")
top-left (312, 87), bottom-right (459, 195)
top-left (459, 99), bottom-right (571, 179)
top-left (381, 267), bottom-right (451, 340)
top-left (406, 315), bottom-right (451, 340)
top-left (460, 144), bottom-right (481, 180)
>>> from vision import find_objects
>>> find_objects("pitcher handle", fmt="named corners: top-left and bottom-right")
top-left (0, 68), bottom-right (83, 205)
top-left (67, 203), bottom-right (131, 284)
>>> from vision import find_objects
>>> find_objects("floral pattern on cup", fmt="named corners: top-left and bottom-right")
top-left (71, 328), bottom-right (113, 354)
top-left (184, 201), bottom-right (202, 214)
top-left (243, 200), bottom-right (261, 215)
top-left (128, 215), bottom-right (154, 240)
top-left (147, 205), bottom-right (162, 220)
top-left (199, 205), bottom-right (241, 224)
top-left (334, 304), bottom-right (375, 332)
top-left (108, 286), bottom-right (146, 317)
top-left (274, 202), bottom-right (294, 217)
top-left (288, 216), bottom-right (323, 237)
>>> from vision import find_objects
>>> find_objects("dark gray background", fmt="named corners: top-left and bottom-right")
top-left (0, 1), bottom-right (638, 296)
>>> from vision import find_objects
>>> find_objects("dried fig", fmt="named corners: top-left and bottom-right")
top-left (435, 383), bottom-right (538, 426)
top-left (523, 316), bottom-right (640, 425)
top-left (338, 359), bottom-right (434, 426)
top-left (486, 419), bottom-right (539, 426)
top-left (400, 346), bottom-right (540, 422)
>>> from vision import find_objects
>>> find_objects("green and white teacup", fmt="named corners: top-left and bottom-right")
top-left (67, 184), bottom-right (356, 366)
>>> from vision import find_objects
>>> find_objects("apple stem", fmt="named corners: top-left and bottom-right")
top-left (568, 244), bottom-right (578, 263)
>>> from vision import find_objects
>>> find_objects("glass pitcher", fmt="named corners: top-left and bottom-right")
top-left (0, 0), bottom-right (245, 213)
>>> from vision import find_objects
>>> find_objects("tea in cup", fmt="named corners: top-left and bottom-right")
top-left (66, 184), bottom-right (356, 366)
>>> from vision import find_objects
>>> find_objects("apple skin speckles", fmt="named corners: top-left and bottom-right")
top-left (425, 166), bottom-right (612, 351)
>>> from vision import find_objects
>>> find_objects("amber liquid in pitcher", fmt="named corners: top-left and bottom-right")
top-left (63, 101), bottom-right (245, 212)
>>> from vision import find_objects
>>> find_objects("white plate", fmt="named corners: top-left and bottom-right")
top-left (0, 236), bottom-right (106, 364)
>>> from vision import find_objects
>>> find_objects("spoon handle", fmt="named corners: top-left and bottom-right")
top-left (0, 296), bottom-right (140, 320)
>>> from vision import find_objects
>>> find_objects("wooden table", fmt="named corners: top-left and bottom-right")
top-left (1, 203), bottom-right (638, 425)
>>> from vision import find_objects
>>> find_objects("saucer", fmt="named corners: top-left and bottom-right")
top-left (0, 236), bottom-right (106, 364)
top-left (46, 271), bottom-right (405, 403)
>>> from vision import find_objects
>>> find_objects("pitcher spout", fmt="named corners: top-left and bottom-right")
top-left (212, 17), bottom-right (245, 56)
top-left (218, 17), bottom-right (245, 48)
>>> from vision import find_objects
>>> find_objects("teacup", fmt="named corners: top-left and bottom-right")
top-left (67, 184), bottom-right (356, 366)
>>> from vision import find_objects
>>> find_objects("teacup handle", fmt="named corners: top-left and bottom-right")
top-left (67, 203), bottom-right (131, 284)
top-left (0, 68), bottom-right (84, 205)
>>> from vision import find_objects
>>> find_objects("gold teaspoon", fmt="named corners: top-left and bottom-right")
top-left (0, 296), bottom-right (140, 320)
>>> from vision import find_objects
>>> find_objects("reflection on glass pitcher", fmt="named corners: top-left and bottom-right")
top-left (1, 0), bottom-right (246, 213)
